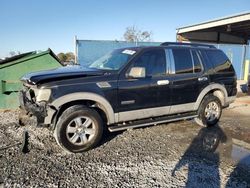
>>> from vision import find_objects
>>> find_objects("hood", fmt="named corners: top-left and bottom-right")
top-left (21, 65), bottom-right (105, 85)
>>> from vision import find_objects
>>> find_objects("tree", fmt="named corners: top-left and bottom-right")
top-left (57, 53), bottom-right (67, 62)
top-left (57, 52), bottom-right (75, 63)
top-left (65, 52), bottom-right (75, 62)
top-left (123, 26), bottom-right (153, 42)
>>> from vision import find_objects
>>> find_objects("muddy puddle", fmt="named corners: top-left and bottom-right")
top-left (219, 128), bottom-right (250, 168)
top-left (231, 142), bottom-right (250, 167)
top-left (170, 121), bottom-right (250, 171)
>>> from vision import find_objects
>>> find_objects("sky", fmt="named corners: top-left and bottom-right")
top-left (0, 0), bottom-right (249, 58)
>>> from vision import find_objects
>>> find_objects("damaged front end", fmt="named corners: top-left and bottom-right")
top-left (19, 84), bottom-right (54, 127)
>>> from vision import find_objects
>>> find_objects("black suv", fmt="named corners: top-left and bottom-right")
top-left (19, 42), bottom-right (237, 153)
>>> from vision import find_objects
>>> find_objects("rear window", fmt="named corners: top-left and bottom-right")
top-left (206, 50), bottom-right (234, 72)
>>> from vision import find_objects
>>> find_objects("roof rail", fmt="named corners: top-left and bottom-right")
top-left (160, 42), bottom-right (216, 49)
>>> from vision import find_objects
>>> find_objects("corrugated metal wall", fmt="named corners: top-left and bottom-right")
top-left (215, 44), bottom-right (249, 79)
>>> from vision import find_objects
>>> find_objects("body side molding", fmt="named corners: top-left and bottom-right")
top-left (116, 103), bottom-right (195, 123)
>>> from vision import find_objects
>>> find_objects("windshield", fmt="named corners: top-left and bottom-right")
top-left (89, 49), bottom-right (137, 70)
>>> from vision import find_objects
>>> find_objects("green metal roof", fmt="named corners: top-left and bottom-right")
top-left (0, 48), bottom-right (62, 69)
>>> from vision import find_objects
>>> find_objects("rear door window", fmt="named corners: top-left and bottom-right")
top-left (172, 48), bottom-right (193, 74)
top-left (206, 50), bottom-right (234, 72)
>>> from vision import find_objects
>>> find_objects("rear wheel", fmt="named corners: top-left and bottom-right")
top-left (195, 94), bottom-right (222, 127)
top-left (54, 105), bottom-right (103, 153)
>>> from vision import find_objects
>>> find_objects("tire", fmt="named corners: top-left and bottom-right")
top-left (195, 94), bottom-right (222, 127)
top-left (54, 105), bottom-right (103, 153)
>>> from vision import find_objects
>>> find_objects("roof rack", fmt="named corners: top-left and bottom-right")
top-left (160, 42), bottom-right (216, 49)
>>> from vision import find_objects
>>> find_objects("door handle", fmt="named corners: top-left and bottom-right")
top-left (157, 80), bottom-right (170, 85)
top-left (198, 77), bottom-right (208, 82)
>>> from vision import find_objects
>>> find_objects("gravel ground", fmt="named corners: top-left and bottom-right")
top-left (0, 110), bottom-right (249, 187)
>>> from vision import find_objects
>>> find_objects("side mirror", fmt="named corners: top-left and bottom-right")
top-left (128, 67), bottom-right (146, 78)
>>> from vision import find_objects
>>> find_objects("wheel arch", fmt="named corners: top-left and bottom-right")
top-left (194, 83), bottom-right (228, 110)
top-left (50, 92), bottom-right (115, 126)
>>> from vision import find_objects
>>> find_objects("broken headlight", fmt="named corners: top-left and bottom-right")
top-left (30, 88), bottom-right (51, 102)
top-left (36, 89), bottom-right (51, 102)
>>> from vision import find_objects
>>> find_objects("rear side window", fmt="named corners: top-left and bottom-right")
top-left (206, 50), bottom-right (234, 72)
top-left (133, 49), bottom-right (166, 77)
top-left (172, 48), bottom-right (193, 74)
top-left (192, 51), bottom-right (202, 73)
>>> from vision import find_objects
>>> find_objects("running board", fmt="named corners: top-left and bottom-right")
top-left (108, 113), bottom-right (198, 132)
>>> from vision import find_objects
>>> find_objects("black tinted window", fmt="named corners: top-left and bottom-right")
top-left (192, 51), bottom-right (202, 73)
top-left (172, 49), bottom-right (193, 74)
top-left (206, 50), bottom-right (234, 72)
top-left (133, 49), bottom-right (166, 77)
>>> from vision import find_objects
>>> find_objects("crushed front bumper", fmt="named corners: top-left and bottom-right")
top-left (19, 90), bottom-right (48, 126)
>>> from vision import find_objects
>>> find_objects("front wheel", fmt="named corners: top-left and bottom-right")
top-left (195, 94), bottom-right (222, 127)
top-left (54, 105), bottom-right (103, 153)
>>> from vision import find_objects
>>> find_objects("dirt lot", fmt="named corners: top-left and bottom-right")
top-left (0, 97), bottom-right (250, 187)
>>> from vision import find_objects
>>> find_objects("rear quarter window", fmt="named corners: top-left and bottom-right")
top-left (192, 50), bottom-right (202, 73)
top-left (206, 50), bottom-right (234, 73)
